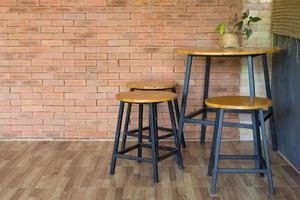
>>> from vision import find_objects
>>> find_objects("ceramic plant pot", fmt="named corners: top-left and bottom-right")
top-left (219, 33), bottom-right (240, 48)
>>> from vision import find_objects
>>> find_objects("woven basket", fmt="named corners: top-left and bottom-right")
top-left (219, 33), bottom-right (240, 48)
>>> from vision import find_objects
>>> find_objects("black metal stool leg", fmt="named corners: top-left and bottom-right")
top-left (168, 101), bottom-right (183, 169)
top-left (110, 102), bottom-right (125, 175)
top-left (262, 54), bottom-right (277, 151)
top-left (259, 109), bottom-right (274, 193)
top-left (172, 88), bottom-right (186, 148)
top-left (200, 56), bottom-right (211, 145)
top-left (149, 103), bottom-right (158, 183)
top-left (153, 103), bottom-right (159, 159)
top-left (137, 104), bottom-right (143, 161)
top-left (255, 111), bottom-right (266, 176)
top-left (211, 109), bottom-right (224, 194)
top-left (208, 111), bottom-right (220, 177)
top-left (255, 110), bottom-right (265, 177)
top-left (268, 112), bottom-right (277, 151)
top-left (252, 110), bottom-right (261, 173)
top-left (121, 103), bottom-right (132, 151)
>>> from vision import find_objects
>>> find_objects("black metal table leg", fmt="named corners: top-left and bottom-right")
top-left (247, 55), bottom-right (256, 96)
top-left (110, 102), bottom-right (125, 175)
top-left (200, 56), bottom-right (211, 145)
top-left (172, 87), bottom-right (186, 148)
top-left (262, 54), bottom-right (278, 151)
top-left (178, 55), bottom-right (193, 146)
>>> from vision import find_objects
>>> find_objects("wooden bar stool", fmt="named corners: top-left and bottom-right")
top-left (110, 91), bottom-right (183, 183)
top-left (205, 96), bottom-right (274, 194)
top-left (121, 80), bottom-right (186, 151)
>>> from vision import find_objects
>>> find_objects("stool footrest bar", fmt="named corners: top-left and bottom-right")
top-left (158, 150), bottom-right (178, 162)
top-left (126, 132), bottom-right (173, 140)
top-left (184, 118), bottom-right (253, 129)
top-left (185, 109), bottom-right (272, 120)
top-left (118, 144), bottom-right (139, 154)
top-left (141, 143), bottom-right (176, 152)
top-left (158, 133), bottom-right (174, 140)
top-left (127, 126), bottom-right (174, 135)
top-left (119, 143), bottom-right (176, 153)
top-left (157, 127), bottom-right (173, 132)
top-left (218, 168), bottom-right (268, 174)
top-left (219, 155), bottom-right (258, 160)
top-left (127, 127), bottom-right (149, 134)
top-left (127, 132), bottom-right (150, 139)
top-left (185, 109), bottom-right (204, 119)
top-left (116, 154), bottom-right (152, 163)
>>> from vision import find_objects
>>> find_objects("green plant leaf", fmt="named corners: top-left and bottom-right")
top-left (251, 17), bottom-right (261, 22)
top-left (217, 10), bottom-right (261, 40)
top-left (242, 10), bottom-right (249, 19)
top-left (245, 29), bottom-right (253, 39)
top-left (235, 21), bottom-right (244, 32)
top-left (247, 19), bottom-right (251, 26)
top-left (216, 23), bottom-right (225, 35)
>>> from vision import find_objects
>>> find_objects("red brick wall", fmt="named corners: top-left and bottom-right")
top-left (0, 0), bottom-right (241, 139)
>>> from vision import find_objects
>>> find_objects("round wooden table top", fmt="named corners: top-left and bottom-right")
top-left (116, 91), bottom-right (177, 103)
top-left (175, 47), bottom-right (281, 56)
top-left (205, 96), bottom-right (272, 110)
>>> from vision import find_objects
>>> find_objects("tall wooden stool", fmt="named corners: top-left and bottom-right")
top-left (206, 96), bottom-right (274, 194)
top-left (121, 80), bottom-right (186, 150)
top-left (110, 91), bottom-right (183, 183)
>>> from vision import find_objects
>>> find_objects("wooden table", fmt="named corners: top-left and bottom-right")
top-left (175, 47), bottom-right (281, 151)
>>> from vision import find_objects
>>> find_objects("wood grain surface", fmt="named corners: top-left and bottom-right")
top-left (0, 141), bottom-right (299, 200)
top-left (205, 96), bottom-right (272, 110)
top-left (127, 80), bottom-right (176, 90)
top-left (175, 47), bottom-right (281, 56)
top-left (116, 91), bottom-right (177, 103)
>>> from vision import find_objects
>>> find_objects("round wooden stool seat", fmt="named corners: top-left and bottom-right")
top-left (127, 80), bottom-right (176, 90)
top-left (205, 96), bottom-right (272, 110)
top-left (116, 91), bottom-right (177, 103)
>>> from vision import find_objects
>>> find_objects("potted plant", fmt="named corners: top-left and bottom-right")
top-left (216, 10), bottom-right (261, 48)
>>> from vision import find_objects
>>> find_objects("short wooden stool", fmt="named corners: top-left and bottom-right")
top-left (205, 96), bottom-right (274, 194)
top-left (121, 80), bottom-right (186, 150)
top-left (110, 91), bottom-right (183, 183)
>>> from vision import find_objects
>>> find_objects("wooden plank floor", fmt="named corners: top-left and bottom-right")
top-left (0, 141), bottom-right (299, 200)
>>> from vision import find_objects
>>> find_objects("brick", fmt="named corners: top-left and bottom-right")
top-left (0, 0), bottom-right (250, 140)
top-left (40, 0), bottom-right (61, 6)
top-left (107, 0), bottom-right (128, 7)
top-left (41, 40), bottom-right (63, 46)
top-left (22, 106), bottom-right (43, 112)
top-left (42, 27), bottom-right (63, 33)
top-left (43, 80), bottom-right (64, 86)
top-left (52, 20), bottom-right (73, 26)
top-left (65, 80), bottom-right (86, 86)
top-left (19, 0), bottom-right (39, 6)
top-left (108, 40), bottom-right (129, 47)
top-left (0, 0), bottom-right (17, 6)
